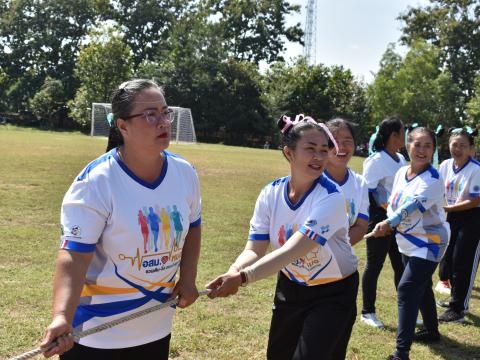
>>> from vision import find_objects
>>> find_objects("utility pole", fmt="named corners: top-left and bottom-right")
top-left (303, 0), bottom-right (317, 66)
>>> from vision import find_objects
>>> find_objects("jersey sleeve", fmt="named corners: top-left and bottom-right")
top-left (299, 191), bottom-right (347, 246)
top-left (60, 178), bottom-right (109, 252)
top-left (362, 156), bottom-right (382, 190)
top-left (466, 168), bottom-right (480, 199)
top-left (248, 187), bottom-right (270, 241)
top-left (188, 167), bottom-right (202, 227)
top-left (358, 176), bottom-right (370, 222)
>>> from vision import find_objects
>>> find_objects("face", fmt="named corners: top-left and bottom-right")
top-left (117, 87), bottom-right (171, 151)
top-left (449, 134), bottom-right (472, 162)
top-left (284, 128), bottom-right (331, 180)
top-left (390, 126), bottom-right (405, 150)
top-left (407, 131), bottom-right (434, 168)
top-left (328, 127), bottom-right (354, 168)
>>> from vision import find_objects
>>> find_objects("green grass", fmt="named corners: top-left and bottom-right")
top-left (0, 125), bottom-right (479, 360)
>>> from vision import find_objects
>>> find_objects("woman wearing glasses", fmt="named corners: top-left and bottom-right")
top-left (41, 79), bottom-right (202, 359)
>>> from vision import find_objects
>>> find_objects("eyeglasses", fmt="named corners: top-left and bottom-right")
top-left (125, 108), bottom-right (174, 125)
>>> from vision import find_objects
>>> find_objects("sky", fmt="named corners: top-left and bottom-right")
top-left (283, 0), bottom-right (429, 83)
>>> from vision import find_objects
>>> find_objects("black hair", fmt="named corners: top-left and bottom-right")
top-left (106, 79), bottom-right (164, 152)
top-left (448, 127), bottom-right (478, 146)
top-left (326, 117), bottom-right (356, 144)
top-left (372, 116), bottom-right (404, 152)
top-left (277, 115), bottom-right (334, 161)
top-left (407, 126), bottom-right (437, 148)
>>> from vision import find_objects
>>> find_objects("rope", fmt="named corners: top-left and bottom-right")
top-left (9, 289), bottom-right (211, 360)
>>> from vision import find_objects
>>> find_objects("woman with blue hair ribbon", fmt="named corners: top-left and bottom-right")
top-left (361, 116), bottom-right (406, 328)
top-left (369, 127), bottom-right (450, 360)
top-left (40, 79), bottom-right (202, 359)
top-left (436, 127), bottom-right (480, 323)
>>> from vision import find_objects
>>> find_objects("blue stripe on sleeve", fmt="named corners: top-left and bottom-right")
top-left (470, 192), bottom-right (480, 198)
top-left (357, 213), bottom-right (369, 221)
top-left (190, 217), bottom-right (201, 228)
top-left (248, 233), bottom-right (270, 241)
top-left (62, 240), bottom-right (96, 253)
top-left (368, 188), bottom-right (377, 193)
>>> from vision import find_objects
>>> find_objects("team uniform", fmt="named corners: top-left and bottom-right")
top-left (60, 149), bottom-right (201, 349)
top-left (324, 168), bottom-right (369, 229)
top-left (248, 174), bottom-right (358, 360)
top-left (438, 157), bottom-right (480, 313)
top-left (361, 150), bottom-right (407, 316)
top-left (388, 165), bottom-right (449, 357)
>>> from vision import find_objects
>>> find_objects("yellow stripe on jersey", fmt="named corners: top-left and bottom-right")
top-left (81, 280), bottom-right (175, 297)
top-left (407, 232), bottom-right (441, 244)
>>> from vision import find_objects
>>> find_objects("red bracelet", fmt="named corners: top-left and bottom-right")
top-left (240, 271), bottom-right (248, 287)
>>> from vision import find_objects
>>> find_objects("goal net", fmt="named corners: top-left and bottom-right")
top-left (90, 103), bottom-right (197, 143)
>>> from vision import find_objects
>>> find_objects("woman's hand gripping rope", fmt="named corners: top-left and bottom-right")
top-left (8, 289), bottom-right (211, 360)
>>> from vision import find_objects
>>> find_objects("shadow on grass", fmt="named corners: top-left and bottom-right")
top-left (428, 331), bottom-right (480, 360)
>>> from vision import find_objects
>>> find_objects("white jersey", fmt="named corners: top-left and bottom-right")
top-left (388, 165), bottom-right (450, 262)
top-left (324, 168), bottom-right (369, 227)
top-left (363, 150), bottom-right (407, 209)
top-left (248, 174), bottom-right (358, 286)
top-left (439, 157), bottom-right (480, 207)
top-left (60, 149), bottom-right (201, 348)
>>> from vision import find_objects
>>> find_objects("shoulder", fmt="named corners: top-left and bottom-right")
top-left (317, 173), bottom-right (341, 195)
top-left (398, 153), bottom-right (407, 164)
top-left (364, 151), bottom-right (382, 165)
top-left (348, 168), bottom-right (366, 184)
top-left (439, 159), bottom-right (450, 172)
top-left (164, 151), bottom-right (198, 179)
top-left (76, 149), bottom-right (116, 182)
top-left (469, 158), bottom-right (480, 169)
top-left (426, 165), bottom-right (440, 180)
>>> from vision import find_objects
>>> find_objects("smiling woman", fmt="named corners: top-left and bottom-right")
top-left (206, 114), bottom-right (359, 360)
top-left (40, 79), bottom-right (202, 360)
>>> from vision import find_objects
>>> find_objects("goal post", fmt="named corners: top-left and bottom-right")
top-left (90, 103), bottom-right (197, 143)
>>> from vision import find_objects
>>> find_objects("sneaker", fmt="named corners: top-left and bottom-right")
top-left (416, 317), bottom-right (423, 327)
top-left (413, 328), bottom-right (441, 343)
top-left (361, 313), bottom-right (385, 328)
top-left (438, 308), bottom-right (465, 323)
top-left (435, 280), bottom-right (451, 295)
top-left (436, 298), bottom-right (451, 308)
top-left (387, 351), bottom-right (410, 360)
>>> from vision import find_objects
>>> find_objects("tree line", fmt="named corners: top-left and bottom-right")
top-left (0, 0), bottom-right (479, 147)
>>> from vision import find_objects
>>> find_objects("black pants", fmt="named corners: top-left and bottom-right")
top-left (439, 208), bottom-right (480, 312)
top-left (396, 256), bottom-right (438, 356)
top-left (60, 333), bottom-right (171, 360)
top-left (267, 271), bottom-right (359, 360)
top-left (362, 203), bottom-right (404, 314)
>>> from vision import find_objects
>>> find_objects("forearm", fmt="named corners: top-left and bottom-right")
top-left (230, 241), bottom-right (269, 271)
top-left (349, 219), bottom-right (368, 246)
top-left (52, 250), bottom-right (93, 324)
top-left (445, 198), bottom-right (480, 212)
top-left (387, 199), bottom-right (422, 227)
top-left (243, 232), bottom-right (317, 284)
top-left (178, 226), bottom-right (201, 284)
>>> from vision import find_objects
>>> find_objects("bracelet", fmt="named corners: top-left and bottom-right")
top-left (239, 271), bottom-right (248, 287)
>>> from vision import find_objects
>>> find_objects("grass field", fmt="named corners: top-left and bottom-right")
top-left (0, 125), bottom-right (479, 360)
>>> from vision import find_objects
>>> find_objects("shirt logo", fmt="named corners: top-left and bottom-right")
top-left (306, 219), bottom-right (317, 226)
top-left (71, 225), bottom-right (81, 236)
top-left (474, 185), bottom-right (480, 192)
top-left (320, 225), bottom-right (329, 234)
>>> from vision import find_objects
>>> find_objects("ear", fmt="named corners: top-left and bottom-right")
top-left (116, 118), bottom-right (128, 138)
top-left (283, 145), bottom-right (294, 162)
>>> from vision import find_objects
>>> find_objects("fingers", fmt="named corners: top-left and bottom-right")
top-left (42, 333), bottom-right (74, 358)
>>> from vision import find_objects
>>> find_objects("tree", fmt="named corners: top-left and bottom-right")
top-left (263, 58), bottom-right (368, 141)
top-left (367, 41), bottom-right (461, 130)
top-left (29, 76), bottom-right (66, 127)
top-left (69, 27), bottom-right (133, 128)
top-left (111, 0), bottom-right (186, 69)
top-left (208, 0), bottom-right (303, 64)
top-left (398, 0), bottom-right (480, 119)
top-left (0, 0), bottom-right (105, 110)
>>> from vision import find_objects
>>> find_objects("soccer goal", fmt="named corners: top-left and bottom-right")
top-left (90, 103), bottom-right (197, 143)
